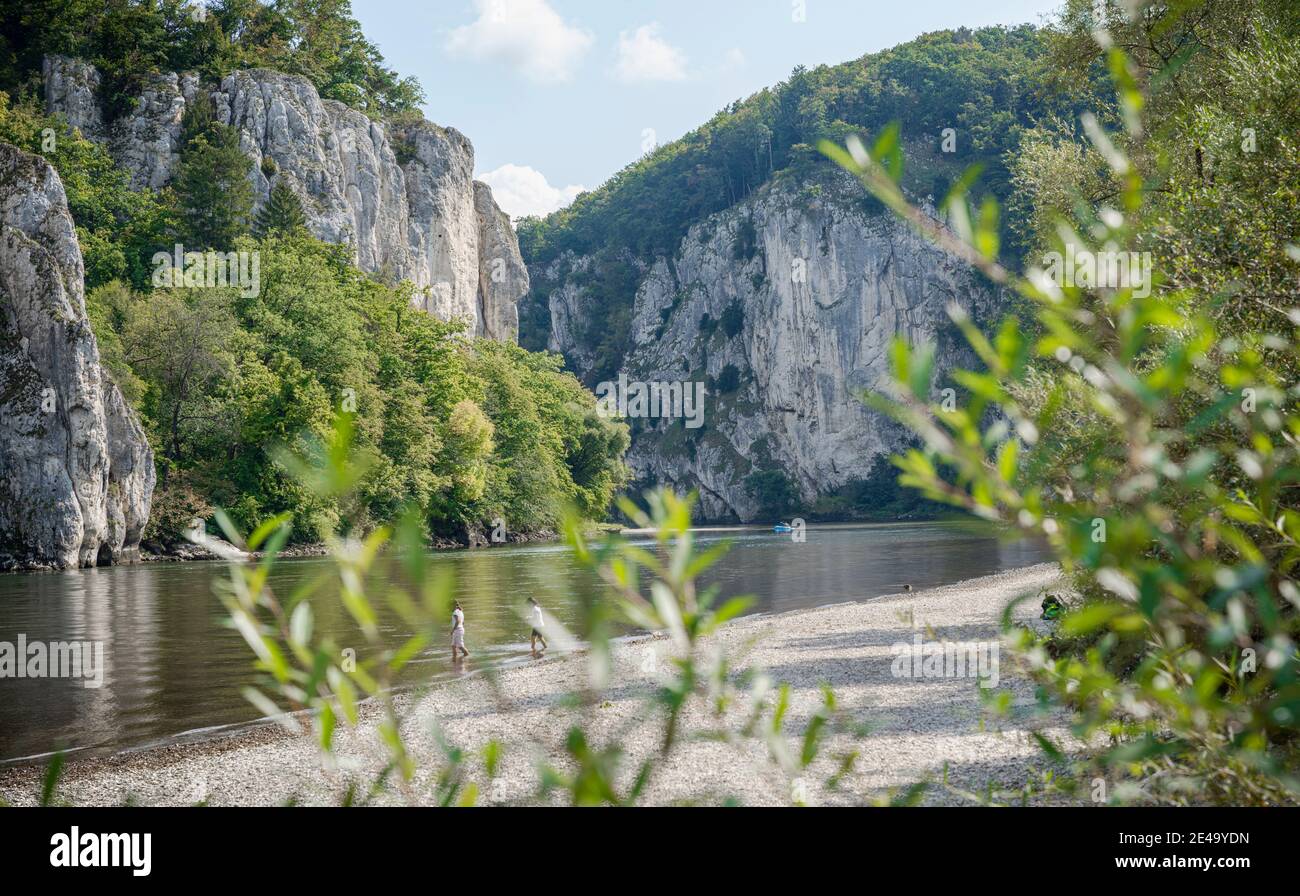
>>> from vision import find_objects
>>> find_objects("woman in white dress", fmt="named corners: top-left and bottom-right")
top-left (451, 601), bottom-right (469, 660)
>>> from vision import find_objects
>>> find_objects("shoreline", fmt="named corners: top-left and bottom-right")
top-left (0, 528), bottom-right (569, 574)
top-left (0, 562), bottom-right (1077, 806)
top-left (1, 516), bottom-right (1009, 574)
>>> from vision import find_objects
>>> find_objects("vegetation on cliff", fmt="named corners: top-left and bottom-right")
top-left (83, 233), bottom-right (628, 544)
top-left (0, 0), bottom-right (423, 118)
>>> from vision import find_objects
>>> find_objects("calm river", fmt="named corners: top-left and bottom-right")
top-left (0, 522), bottom-right (1052, 762)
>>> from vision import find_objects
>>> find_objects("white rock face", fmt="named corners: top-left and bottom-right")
top-left (42, 56), bottom-right (105, 140)
top-left (473, 181), bottom-right (527, 342)
top-left (110, 71), bottom-right (196, 190)
top-left (0, 143), bottom-right (155, 569)
top-left (398, 121), bottom-right (479, 321)
top-left (533, 177), bottom-right (1001, 521)
top-left (42, 55), bottom-right (524, 341)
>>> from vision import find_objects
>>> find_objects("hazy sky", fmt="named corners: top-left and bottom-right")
top-left (351, 0), bottom-right (1063, 220)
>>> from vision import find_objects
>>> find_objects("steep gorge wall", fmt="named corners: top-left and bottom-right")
top-left (43, 55), bottom-right (526, 341)
top-left (531, 176), bottom-right (1001, 521)
top-left (0, 143), bottom-right (155, 569)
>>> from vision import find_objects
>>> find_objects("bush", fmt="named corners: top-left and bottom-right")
top-left (826, 12), bottom-right (1300, 804)
top-left (746, 468), bottom-right (799, 519)
top-left (143, 474), bottom-right (212, 545)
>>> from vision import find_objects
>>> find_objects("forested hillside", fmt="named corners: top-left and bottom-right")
top-left (0, 1), bottom-right (629, 550)
top-left (518, 24), bottom-right (1071, 274)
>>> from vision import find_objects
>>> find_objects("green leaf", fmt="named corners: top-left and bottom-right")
top-left (327, 667), bottom-right (359, 725)
top-left (318, 701), bottom-right (336, 751)
top-left (975, 195), bottom-right (1000, 261)
top-left (39, 752), bottom-right (65, 807)
top-left (871, 123), bottom-right (904, 183)
top-left (213, 507), bottom-right (244, 548)
top-left (390, 631), bottom-right (430, 671)
top-left (997, 438), bottom-right (1019, 483)
top-left (908, 341), bottom-right (937, 400)
top-left (801, 712), bottom-right (829, 767)
top-left (289, 601), bottom-right (314, 648)
top-left (705, 596), bottom-right (755, 632)
top-left (771, 684), bottom-right (791, 734)
top-left (1031, 731), bottom-right (1064, 762)
top-left (1061, 602), bottom-right (1129, 636)
top-left (246, 512), bottom-right (293, 552)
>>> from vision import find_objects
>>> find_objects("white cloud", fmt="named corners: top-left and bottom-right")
top-left (722, 47), bottom-right (746, 71)
top-left (446, 0), bottom-right (594, 83)
top-left (614, 23), bottom-right (688, 83)
top-left (479, 164), bottom-right (585, 220)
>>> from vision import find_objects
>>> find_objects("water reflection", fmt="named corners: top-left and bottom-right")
top-left (0, 523), bottom-right (1051, 761)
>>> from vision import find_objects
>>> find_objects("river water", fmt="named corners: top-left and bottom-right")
top-left (0, 522), bottom-right (1052, 762)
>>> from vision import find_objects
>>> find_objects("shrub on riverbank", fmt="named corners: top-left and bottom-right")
top-left (828, 0), bottom-right (1300, 804)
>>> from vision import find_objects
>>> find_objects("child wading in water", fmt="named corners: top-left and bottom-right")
top-left (528, 597), bottom-right (548, 654)
top-left (451, 601), bottom-right (469, 660)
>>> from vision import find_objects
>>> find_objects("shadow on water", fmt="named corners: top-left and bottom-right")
top-left (0, 521), bottom-right (1051, 761)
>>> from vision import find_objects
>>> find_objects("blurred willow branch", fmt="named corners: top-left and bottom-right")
top-left (821, 30), bottom-right (1300, 804)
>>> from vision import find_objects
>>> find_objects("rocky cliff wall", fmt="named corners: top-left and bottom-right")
top-left (0, 143), bottom-right (155, 569)
top-left (531, 177), bottom-right (1001, 521)
top-left (43, 55), bottom-right (527, 340)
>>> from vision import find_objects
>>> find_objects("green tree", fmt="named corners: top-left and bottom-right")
top-left (173, 123), bottom-right (253, 249)
top-left (0, 95), bottom-right (172, 290)
top-left (437, 399), bottom-right (494, 511)
top-left (254, 179), bottom-right (308, 237)
top-left (120, 287), bottom-right (236, 468)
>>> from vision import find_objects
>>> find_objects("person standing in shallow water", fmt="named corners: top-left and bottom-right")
top-left (451, 601), bottom-right (469, 661)
top-left (528, 597), bottom-right (548, 654)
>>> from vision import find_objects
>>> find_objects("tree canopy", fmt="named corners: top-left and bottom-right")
top-left (87, 233), bottom-right (629, 543)
top-left (0, 0), bottom-right (424, 118)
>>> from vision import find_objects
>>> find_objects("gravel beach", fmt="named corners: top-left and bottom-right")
top-left (0, 562), bottom-right (1076, 807)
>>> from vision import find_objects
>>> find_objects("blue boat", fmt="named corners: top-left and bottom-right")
top-left (773, 523), bottom-right (794, 533)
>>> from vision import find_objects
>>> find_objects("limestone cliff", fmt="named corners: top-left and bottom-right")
top-left (473, 181), bottom-right (526, 342)
top-left (530, 176), bottom-right (1000, 521)
top-left (0, 143), bottom-right (155, 569)
top-left (42, 55), bottom-right (527, 340)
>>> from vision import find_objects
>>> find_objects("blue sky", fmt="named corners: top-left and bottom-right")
top-left (352, 0), bottom-right (1063, 220)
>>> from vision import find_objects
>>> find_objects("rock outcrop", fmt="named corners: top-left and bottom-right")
top-left (393, 119), bottom-right (479, 320)
top-left (530, 176), bottom-right (1001, 521)
top-left (112, 70), bottom-right (200, 190)
top-left (42, 56), bottom-right (105, 141)
top-left (473, 181), bottom-right (526, 342)
top-left (0, 143), bottom-right (155, 569)
top-left (42, 55), bottom-right (527, 340)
